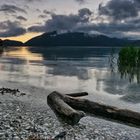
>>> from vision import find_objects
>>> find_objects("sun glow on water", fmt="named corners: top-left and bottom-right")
top-left (4, 47), bottom-right (43, 62)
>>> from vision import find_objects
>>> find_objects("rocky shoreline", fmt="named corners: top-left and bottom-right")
top-left (0, 88), bottom-right (140, 140)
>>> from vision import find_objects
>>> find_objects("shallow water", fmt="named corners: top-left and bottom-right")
top-left (0, 46), bottom-right (140, 112)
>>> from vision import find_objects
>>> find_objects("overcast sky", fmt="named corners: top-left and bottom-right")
top-left (0, 0), bottom-right (140, 42)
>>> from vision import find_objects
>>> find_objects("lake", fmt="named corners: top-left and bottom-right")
top-left (0, 46), bottom-right (140, 112)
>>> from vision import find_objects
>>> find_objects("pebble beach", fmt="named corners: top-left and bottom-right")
top-left (0, 84), bottom-right (140, 140)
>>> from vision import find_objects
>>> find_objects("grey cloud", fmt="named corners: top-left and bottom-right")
top-left (28, 8), bottom-right (93, 32)
top-left (0, 21), bottom-right (26, 37)
top-left (28, 6), bottom-right (140, 39)
top-left (26, 2), bottom-right (140, 39)
top-left (16, 16), bottom-right (27, 21)
top-left (75, 19), bottom-right (140, 38)
top-left (38, 10), bottom-right (55, 18)
top-left (38, 14), bottom-right (47, 18)
top-left (36, 9), bottom-right (41, 12)
top-left (75, 0), bottom-right (86, 4)
top-left (99, 0), bottom-right (140, 20)
top-left (25, 0), bottom-right (37, 1)
top-left (24, 0), bottom-right (43, 2)
top-left (0, 4), bottom-right (27, 14)
top-left (43, 10), bottom-right (55, 15)
top-left (78, 8), bottom-right (92, 17)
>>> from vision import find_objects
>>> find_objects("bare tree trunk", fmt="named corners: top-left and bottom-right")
top-left (47, 91), bottom-right (85, 124)
top-left (66, 92), bottom-right (88, 97)
top-left (47, 91), bottom-right (140, 126)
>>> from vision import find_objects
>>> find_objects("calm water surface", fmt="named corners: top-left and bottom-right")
top-left (0, 46), bottom-right (140, 112)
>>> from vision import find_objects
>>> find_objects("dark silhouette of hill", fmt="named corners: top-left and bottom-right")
top-left (0, 39), bottom-right (2, 46)
top-left (133, 40), bottom-right (140, 46)
top-left (2, 39), bottom-right (23, 46)
top-left (1, 32), bottom-right (140, 47)
top-left (25, 31), bottom-right (134, 46)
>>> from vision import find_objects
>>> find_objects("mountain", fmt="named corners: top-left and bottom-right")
top-left (0, 39), bottom-right (2, 46)
top-left (25, 31), bottom-right (133, 46)
top-left (1, 39), bottom-right (23, 46)
top-left (1, 32), bottom-right (140, 47)
top-left (132, 40), bottom-right (140, 46)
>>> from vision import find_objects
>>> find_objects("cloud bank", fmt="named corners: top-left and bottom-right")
top-left (0, 21), bottom-right (26, 37)
top-left (99, 0), bottom-right (140, 20)
top-left (28, 8), bottom-right (93, 32)
top-left (1, 0), bottom-right (140, 39)
top-left (0, 4), bottom-right (27, 14)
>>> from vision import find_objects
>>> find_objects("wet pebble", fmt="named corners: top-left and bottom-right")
top-left (0, 99), bottom-right (139, 140)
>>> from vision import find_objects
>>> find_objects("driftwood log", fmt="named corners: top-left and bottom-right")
top-left (47, 91), bottom-right (140, 126)
top-left (66, 92), bottom-right (88, 97)
top-left (47, 91), bottom-right (85, 124)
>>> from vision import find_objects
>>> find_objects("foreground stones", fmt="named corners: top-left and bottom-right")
top-left (0, 89), bottom-right (140, 140)
top-left (47, 91), bottom-right (140, 126)
top-left (0, 99), bottom-right (140, 140)
top-left (0, 87), bottom-right (26, 96)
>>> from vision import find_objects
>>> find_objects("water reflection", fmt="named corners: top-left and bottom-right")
top-left (104, 47), bottom-right (140, 104)
top-left (0, 47), bottom-right (44, 87)
top-left (0, 46), bottom-right (139, 106)
top-left (29, 47), bottom-right (113, 60)
top-left (0, 47), bottom-right (4, 56)
top-left (108, 48), bottom-right (117, 73)
top-left (5, 47), bottom-right (43, 62)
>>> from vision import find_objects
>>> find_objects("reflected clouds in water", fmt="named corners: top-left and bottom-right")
top-left (0, 46), bottom-right (140, 104)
